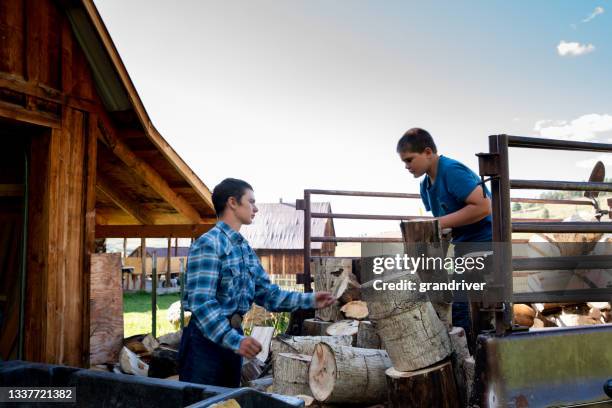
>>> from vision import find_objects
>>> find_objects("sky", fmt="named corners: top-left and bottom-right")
top-left (94, 1), bottom-right (612, 241)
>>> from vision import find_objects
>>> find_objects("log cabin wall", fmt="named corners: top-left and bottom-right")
top-left (1, 0), bottom-right (99, 366)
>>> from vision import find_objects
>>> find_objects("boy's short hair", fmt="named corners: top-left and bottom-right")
top-left (396, 128), bottom-right (438, 154)
top-left (212, 178), bottom-right (253, 215)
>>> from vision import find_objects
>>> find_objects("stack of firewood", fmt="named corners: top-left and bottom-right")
top-left (514, 302), bottom-right (612, 328)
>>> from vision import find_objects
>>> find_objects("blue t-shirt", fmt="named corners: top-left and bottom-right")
top-left (420, 156), bottom-right (492, 243)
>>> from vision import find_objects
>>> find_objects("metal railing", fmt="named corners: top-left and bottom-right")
top-left (298, 185), bottom-right (599, 293)
top-left (478, 135), bottom-right (612, 334)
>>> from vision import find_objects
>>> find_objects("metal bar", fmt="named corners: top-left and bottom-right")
top-left (303, 190), bottom-right (312, 292)
top-left (512, 255), bottom-right (612, 271)
top-left (511, 180), bottom-right (612, 192)
top-left (179, 258), bottom-right (185, 330)
top-left (490, 134), bottom-right (513, 334)
top-left (511, 197), bottom-right (593, 206)
top-left (306, 189), bottom-right (421, 199)
top-left (512, 222), bottom-right (612, 233)
top-left (513, 288), bottom-right (612, 303)
top-left (152, 253), bottom-right (157, 339)
top-left (507, 135), bottom-right (612, 152)
top-left (312, 236), bottom-right (404, 243)
top-left (18, 148), bottom-right (28, 360)
top-left (311, 212), bottom-right (431, 221)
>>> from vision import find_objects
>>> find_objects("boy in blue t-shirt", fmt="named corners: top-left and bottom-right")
top-left (396, 127), bottom-right (492, 338)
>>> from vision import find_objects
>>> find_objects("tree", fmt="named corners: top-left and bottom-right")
top-left (512, 202), bottom-right (522, 212)
top-left (542, 208), bottom-right (550, 219)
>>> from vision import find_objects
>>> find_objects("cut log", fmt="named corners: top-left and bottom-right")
top-left (119, 346), bottom-right (149, 376)
top-left (302, 319), bottom-right (333, 336)
top-left (356, 321), bottom-right (382, 349)
top-left (124, 334), bottom-right (148, 355)
top-left (588, 302), bottom-right (611, 310)
top-left (142, 334), bottom-right (160, 353)
top-left (513, 304), bottom-right (536, 327)
top-left (325, 320), bottom-right (359, 337)
top-left (294, 395), bottom-right (314, 406)
top-left (271, 335), bottom-right (353, 356)
top-left (361, 271), bottom-right (451, 371)
top-left (449, 327), bottom-right (471, 407)
top-left (603, 310), bottom-right (612, 323)
top-left (464, 356), bottom-right (476, 403)
top-left (331, 270), bottom-right (361, 303)
top-left (433, 301), bottom-right (453, 330)
top-left (386, 361), bottom-right (459, 408)
top-left (313, 258), bottom-right (351, 321)
top-left (251, 326), bottom-right (275, 363)
top-left (556, 313), bottom-right (598, 327)
top-left (309, 343), bottom-right (391, 405)
top-left (340, 301), bottom-right (369, 320)
top-left (157, 330), bottom-right (182, 349)
top-left (241, 358), bottom-right (265, 385)
top-left (209, 399), bottom-right (240, 408)
top-left (273, 353), bottom-right (312, 397)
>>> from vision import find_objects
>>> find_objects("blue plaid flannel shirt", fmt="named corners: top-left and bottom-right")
top-left (182, 221), bottom-right (315, 351)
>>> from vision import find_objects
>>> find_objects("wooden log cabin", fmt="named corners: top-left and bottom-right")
top-left (0, 0), bottom-right (217, 367)
top-left (241, 202), bottom-right (336, 281)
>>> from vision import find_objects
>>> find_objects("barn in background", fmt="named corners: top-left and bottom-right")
top-left (241, 202), bottom-right (335, 289)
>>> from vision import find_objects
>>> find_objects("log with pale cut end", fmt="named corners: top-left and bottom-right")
top-left (271, 335), bottom-right (353, 356)
top-left (142, 333), bottom-right (160, 352)
top-left (273, 353), bottom-right (312, 397)
top-left (331, 270), bottom-right (361, 303)
top-left (313, 258), bottom-right (351, 322)
top-left (361, 271), bottom-right (451, 371)
top-left (386, 361), bottom-right (459, 408)
top-left (340, 300), bottom-right (369, 320)
top-left (294, 395), bottom-right (314, 406)
top-left (356, 321), bottom-right (382, 349)
top-left (588, 302), bottom-right (611, 310)
top-left (309, 343), bottom-right (391, 405)
top-left (513, 304), bottom-right (536, 327)
top-left (449, 327), bottom-right (471, 407)
top-left (119, 346), bottom-right (149, 376)
top-left (325, 320), bottom-right (359, 337)
top-left (302, 319), bottom-right (333, 336)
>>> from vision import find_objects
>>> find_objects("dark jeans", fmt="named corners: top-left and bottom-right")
top-left (178, 319), bottom-right (242, 387)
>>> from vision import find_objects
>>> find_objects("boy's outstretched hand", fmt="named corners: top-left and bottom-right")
top-left (314, 291), bottom-right (335, 309)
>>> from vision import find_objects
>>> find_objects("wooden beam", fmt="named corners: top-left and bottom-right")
top-left (96, 114), bottom-right (203, 223)
top-left (0, 100), bottom-right (60, 129)
top-left (80, 0), bottom-right (214, 211)
top-left (96, 174), bottom-right (154, 225)
top-left (96, 224), bottom-right (213, 238)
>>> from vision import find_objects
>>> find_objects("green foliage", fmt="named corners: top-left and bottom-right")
top-left (512, 202), bottom-right (522, 211)
top-left (123, 291), bottom-right (180, 337)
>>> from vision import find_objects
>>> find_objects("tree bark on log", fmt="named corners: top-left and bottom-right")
top-left (356, 321), bottom-right (382, 349)
top-left (273, 353), bottom-right (312, 397)
top-left (386, 361), bottom-right (460, 408)
top-left (309, 343), bottom-right (391, 405)
top-left (302, 319), bottom-right (333, 336)
top-left (271, 335), bottom-right (353, 356)
top-left (362, 271), bottom-right (451, 371)
top-left (331, 270), bottom-right (361, 303)
top-left (313, 259), bottom-right (351, 321)
top-left (449, 327), bottom-right (471, 406)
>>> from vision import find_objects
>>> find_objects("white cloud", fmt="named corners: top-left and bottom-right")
top-left (557, 41), bottom-right (595, 57)
top-left (576, 154), bottom-right (612, 169)
top-left (582, 6), bottom-right (604, 23)
top-left (534, 114), bottom-right (612, 141)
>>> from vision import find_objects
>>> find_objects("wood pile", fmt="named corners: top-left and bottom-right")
top-left (516, 302), bottom-right (612, 329)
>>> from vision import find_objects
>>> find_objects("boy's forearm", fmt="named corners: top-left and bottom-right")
top-left (438, 203), bottom-right (490, 229)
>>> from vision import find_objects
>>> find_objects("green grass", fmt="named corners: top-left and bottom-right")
top-left (123, 291), bottom-right (181, 338)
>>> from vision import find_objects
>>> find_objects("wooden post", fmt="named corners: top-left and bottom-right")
top-left (122, 237), bottom-right (128, 289)
top-left (166, 237), bottom-right (172, 287)
top-left (140, 237), bottom-right (146, 290)
top-left (174, 237), bottom-right (178, 256)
